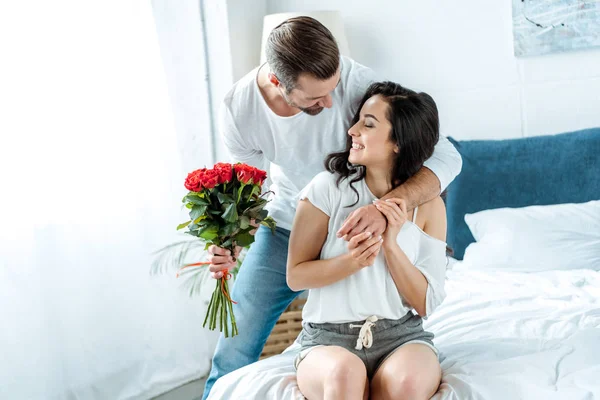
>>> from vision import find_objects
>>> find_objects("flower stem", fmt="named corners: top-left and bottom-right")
top-left (203, 289), bottom-right (216, 328)
top-left (211, 280), bottom-right (220, 330)
top-left (223, 288), bottom-right (229, 337)
top-left (199, 261), bottom-right (239, 337)
top-left (226, 285), bottom-right (238, 336)
top-left (222, 291), bottom-right (228, 337)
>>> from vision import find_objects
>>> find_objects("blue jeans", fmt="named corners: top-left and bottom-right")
top-left (202, 226), bottom-right (301, 399)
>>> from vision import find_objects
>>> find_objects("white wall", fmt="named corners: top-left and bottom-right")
top-left (151, 0), bottom-right (217, 171)
top-left (259, 0), bottom-right (600, 140)
top-left (227, 0), bottom-right (268, 81)
top-left (152, 0), bottom-right (238, 165)
top-left (206, 0), bottom-right (268, 161)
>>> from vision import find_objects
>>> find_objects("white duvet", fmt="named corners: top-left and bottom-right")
top-left (208, 266), bottom-right (600, 399)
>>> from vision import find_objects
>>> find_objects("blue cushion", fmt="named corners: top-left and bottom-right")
top-left (446, 128), bottom-right (600, 260)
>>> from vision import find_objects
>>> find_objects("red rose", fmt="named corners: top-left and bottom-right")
top-left (184, 168), bottom-right (206, 192)
top-left (234, 164), bottom-right (256, 184)
top-left (233, 164), bottom-right (268, 185)
top-left (214, 162), bottom-right (233, 184)
top-left (202, 169), bottom-right (219, 189)
top-left (252, 168), bottom-right (267, 185)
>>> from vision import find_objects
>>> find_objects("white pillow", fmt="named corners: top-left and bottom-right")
top-left (462, 200), bottom-right (600, 272)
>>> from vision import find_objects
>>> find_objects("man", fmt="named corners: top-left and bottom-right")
top-left (202, 16), bottom-right (462, 399)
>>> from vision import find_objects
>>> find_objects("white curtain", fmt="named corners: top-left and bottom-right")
top-left (0, 1), bottom-right (220, 399)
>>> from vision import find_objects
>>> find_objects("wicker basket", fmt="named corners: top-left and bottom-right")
top-left (260, 297), bottom-right (306, 359)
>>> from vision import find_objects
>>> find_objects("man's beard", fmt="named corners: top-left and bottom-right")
top-left (282, 91), bottom-right (324, 116)
top-left (298, 106), bottom-right (323, 115)
top-left (298, 104), bottom-right (324, 116)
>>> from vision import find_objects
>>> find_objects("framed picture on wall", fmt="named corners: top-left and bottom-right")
top-left (512, 0), bottom-right (600, 56)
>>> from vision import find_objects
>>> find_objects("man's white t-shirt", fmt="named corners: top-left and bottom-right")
top-left (219, 56), bottom-right (462, 230)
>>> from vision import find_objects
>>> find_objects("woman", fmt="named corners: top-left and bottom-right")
top-left (287, 81), bottom-right (447, 400)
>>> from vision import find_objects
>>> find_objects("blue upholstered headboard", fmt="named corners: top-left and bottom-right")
top-left (445, 128), bottom-right (600, 260)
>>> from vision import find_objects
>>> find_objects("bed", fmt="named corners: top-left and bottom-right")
top-left (208, 265), bottom-right (600, 399)
top-left (208, 128), bottom-right (600, 399)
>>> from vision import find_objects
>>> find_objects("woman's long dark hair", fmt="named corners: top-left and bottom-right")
top-left (325, 81), bottom-right (440, 206)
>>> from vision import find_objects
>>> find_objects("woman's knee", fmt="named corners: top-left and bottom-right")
top-left (389, 372), bottom-right (425, 399)
top-left (377, 369), bottom-right (441, 400)
top-left (325, 353), bottom-right (367, 391)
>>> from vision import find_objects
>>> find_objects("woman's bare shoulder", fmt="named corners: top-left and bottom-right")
top-left (418, 196), bottom-right (446, 242)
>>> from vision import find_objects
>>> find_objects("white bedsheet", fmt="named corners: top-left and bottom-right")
top-left (208, 266), bottom-right (600, 399)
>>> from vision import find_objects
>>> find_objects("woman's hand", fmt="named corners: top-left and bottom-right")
top-left (347, 231), bottom-right (384, 268)
top-left (373, 198), bottom-right (408, 245)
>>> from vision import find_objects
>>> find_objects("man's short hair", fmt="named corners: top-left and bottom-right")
top-left (265, 16), bottom-right (340, 92)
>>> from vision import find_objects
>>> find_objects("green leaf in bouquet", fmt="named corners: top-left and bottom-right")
top-left (235, 231), bottom-right (255, 248)
top-left (242, 199), bottom-right (264, 212)
top-left (198, 224), bottom-right (219, 241)
top-left (190, 205), bottom-right (208, 221)
top-left (193, 215), bottom-right (207, 224)
top-left (177, 221), bottom-right (191, 230)
top-left (222, 203), bottom-right (238, 223)
top-left (258, 209), bottom-right (268, 220)
top-left (185, 194), bottom-right (210, 206)
top-left (221, 237), bottom-right (234, 248)
top-left (220, 221), bottom-right (239, 237)
top-left (244, 202), bottom-right (264, 215)
top-left (245, 207), bottom-right (265, 222)
top-left (237, 183), bottom-right (252, 204)
top-left (217, 192), bottom-right (235, 204)
top-left (189, 223), bottom-right (200, 231)
top-left (185, 230), bottom-right (200, 237)
top-left (237, 184), bottom-right (249, 199)
top-left (239, 215), bottom-right (250, 230)
top-left (260, 216), bottom-right (277, 233)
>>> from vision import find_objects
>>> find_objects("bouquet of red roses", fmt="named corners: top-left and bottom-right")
top-left (153, 162), bottom-right (275, 338)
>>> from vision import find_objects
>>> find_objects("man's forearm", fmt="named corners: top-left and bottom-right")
top-left (381, 167), bottom-right (441, 211)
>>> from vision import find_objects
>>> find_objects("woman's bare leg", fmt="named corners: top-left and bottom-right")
top-left (370, 343), bottom-right (441, 400)
top-left (297, 346), bottom-right (369, 400)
